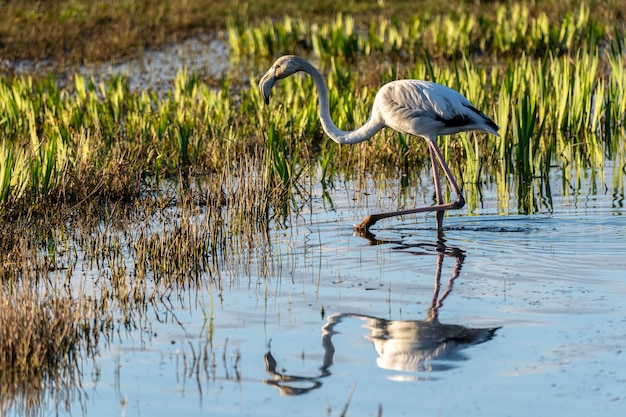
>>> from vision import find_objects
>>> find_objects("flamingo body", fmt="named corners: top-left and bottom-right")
top-left (259, 55), bottom-right (499, 233)
top-left (372, 80), bottom-right (499, 139)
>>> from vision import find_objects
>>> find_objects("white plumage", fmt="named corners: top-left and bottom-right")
top-left (259, 55), bottom-right (499, 234)
top-left (375, 80), bottom-right (499, 138)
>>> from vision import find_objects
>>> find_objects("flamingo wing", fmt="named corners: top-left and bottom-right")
top-left (376, 80), bottom-right (499, 137)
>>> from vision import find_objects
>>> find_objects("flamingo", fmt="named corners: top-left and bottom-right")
top-left (259, 55), bottom-right (499, 233)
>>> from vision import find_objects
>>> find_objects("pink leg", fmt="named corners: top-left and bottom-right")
top-left (429, 144), bottom-right (445, 231)
top-left (354, 138), bottom-right (465, 234)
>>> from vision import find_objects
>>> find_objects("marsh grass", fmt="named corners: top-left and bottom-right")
top-left (1, 3), bottom-right (626, 414)
top-left (0, 170), bottom-right (280, 415)
top-left (2, 4), bottom-right (624, 219)
top-left (0, 272), bottom-right (98, 416)
top-left (227, 3), bottom-right (608, 62)
top-left (0, 5), bottom-right (623, 273)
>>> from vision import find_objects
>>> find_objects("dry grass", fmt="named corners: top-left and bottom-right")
top-left (0, 271), bottom-right (99, 416)
top-left (1, 0), bottom-right (624, 67)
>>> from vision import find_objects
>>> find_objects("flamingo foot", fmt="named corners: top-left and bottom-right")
top-left (353, 214), bottom-right (380, 236)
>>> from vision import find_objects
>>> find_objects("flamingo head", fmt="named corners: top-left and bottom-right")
top-left (258, 55), bottom-right (304, 105)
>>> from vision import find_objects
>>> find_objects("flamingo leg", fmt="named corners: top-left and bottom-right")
top-left (354, 138), bottom-right (465, 234)
top-left (429, 144), bottom-right (445, 231)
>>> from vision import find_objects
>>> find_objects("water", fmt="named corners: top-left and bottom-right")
top-left (3, 35), bottom-right (231, 93)
top-left (7, 163), bottom-right (620, 417)
top-left (79, 35), bottom-right (231, 93)
top-left (3, 39), bottom-right (625, 414)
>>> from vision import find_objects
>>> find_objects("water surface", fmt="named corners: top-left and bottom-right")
top-left (20, 163), bottom-right (622, 417)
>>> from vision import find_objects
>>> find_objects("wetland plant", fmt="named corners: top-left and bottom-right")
top-left (0, 3), bottom-right (625, 414)
top-left (0, 275), bottom-right (99, 416)
top-left (227, 3), bottom-right (603, 61)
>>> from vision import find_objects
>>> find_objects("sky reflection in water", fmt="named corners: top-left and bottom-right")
top-left (3, 163), bottom-right (625, 417)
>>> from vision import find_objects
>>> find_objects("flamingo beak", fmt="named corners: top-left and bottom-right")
top-left (259, 68), bottom-right (277, 105)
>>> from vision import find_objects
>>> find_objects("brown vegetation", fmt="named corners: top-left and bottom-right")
top-left (1, 0), bottom-right (624, 67)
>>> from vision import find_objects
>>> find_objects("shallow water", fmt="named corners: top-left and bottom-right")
top-left (3, 35), bottom-right (231, 93)
top-left (11, 163), bottom-right (623, 417)
top-left (79, 35), bottom-right (231, 93)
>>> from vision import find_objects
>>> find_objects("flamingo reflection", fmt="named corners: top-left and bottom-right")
top-left (264, 236), bottom-right (499, 395)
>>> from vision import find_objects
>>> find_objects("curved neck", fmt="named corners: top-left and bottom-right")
top-left (299, 60), bottom-right (385, 145)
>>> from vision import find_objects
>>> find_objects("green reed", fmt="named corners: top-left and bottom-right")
top-left (265, 121), bottom-right (304, 193)
top-left (3, 1), bottom-right (622, 218)
top-left (2, 47), bottom-right (624, 220)
top-left (228, 3), bottom-right (603, 61)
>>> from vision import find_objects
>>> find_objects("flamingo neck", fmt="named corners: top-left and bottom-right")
top-left (300, 60), bottom-right (385, 145)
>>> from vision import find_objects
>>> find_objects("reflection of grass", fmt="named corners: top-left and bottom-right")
top-left (0, 196), bottom-right (270, 414)
top-left (0, 275), bottom-right (97, 416)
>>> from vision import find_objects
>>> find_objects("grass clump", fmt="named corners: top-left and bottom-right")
top-left (0, 75), bottom-right (140, 216)
top-left (227, 3), bottom-right (608, 61)
top-left (0, 277), bottom-right (98, 416)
